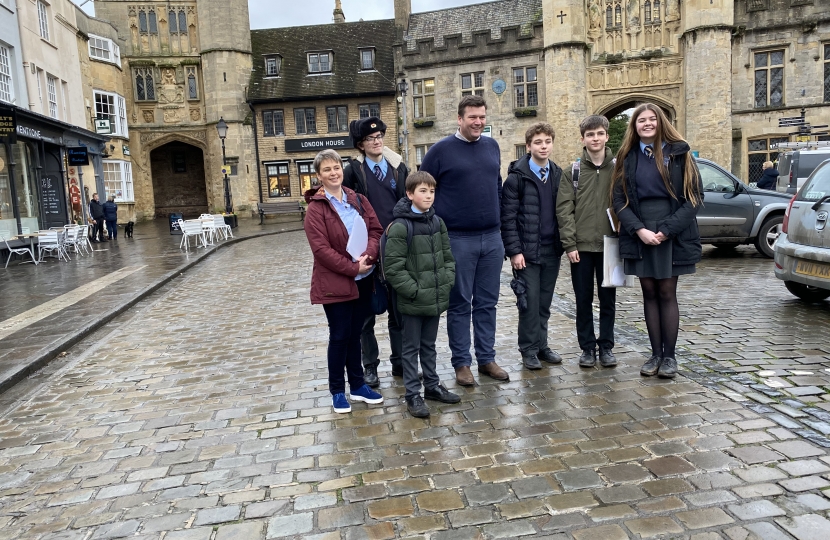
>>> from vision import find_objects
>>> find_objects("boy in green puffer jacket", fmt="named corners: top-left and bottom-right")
top-left (383, 171), bottom-right (459, 418)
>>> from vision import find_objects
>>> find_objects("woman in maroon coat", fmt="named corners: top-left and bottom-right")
top-left (304, 149), bottom-right (385, 414)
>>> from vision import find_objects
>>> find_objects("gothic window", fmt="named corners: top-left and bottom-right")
top-left (169, 10), bottom-right (177, 33)
top-left (615, 5), bottom-right (622, 26)
top-left (824, 44), bottom-right (830, 103)
top-left (645, 1), bottom-right (651, 23)
top-left (138, 10), bottom-right (148, 33)
top-left (148, 10), bottom-right (158, 34)
top-left (178, 11), bottom-right (187, 34)
top-left (186, 67), bottom-right (198, 99)
top-left (754, 50), bottom-right (784, 108)
top-left (654, 0), bottom-right (661, 21)
top-left (606, 6), bottom-right (613, 27)
top-left (134, 68), bottom-right (155, 101)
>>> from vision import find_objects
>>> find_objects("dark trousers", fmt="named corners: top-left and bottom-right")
top-left (106, 220), bottom-right (117, 239)
top-left (361, 283), bottom-right (403, 371)
top-left (92, 219), bottom-right (105, 241)
top-left (571, 251), bottom-right (616, 351)
top-left (447, 230), bottom-right (505, 368)
top-left (516, 244), bottom-right (561, 356)
top-left (322, 277), bottom-right (371, 395)
top-left (401, 314), bottom-right (441, 399)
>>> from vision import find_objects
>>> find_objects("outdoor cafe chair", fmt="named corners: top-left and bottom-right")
top-left (37, 230), bottom-right (69, 263)
top-left (199, 214), bottom-right (218, 245)
top-left (63, 225), bottom-right (85, 256)
top-left (79, 224), bottom-right (93, 253)
top-left (1, 232), bottom-right (37, 268)
top-left (178, 219), bottom-right (206, 251)
top-left (212, 214), bottom-right (233, 240)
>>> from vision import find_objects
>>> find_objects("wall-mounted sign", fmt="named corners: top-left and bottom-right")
top-left (481, 125), bottom-right (493, 138)
top-left (492, 79), bottom-right (506, 95)
top-left (122, 145), bottom-right (130, 156)
top-left (285, 136), bottom-right (354, 153)
top-left (0, 108), bottom-right (15, 139)
top-left (17, 125), bottom-right (42, 139)
top-left (67, 147), bottom-right (90, 166)
top-left (94, 118), bottom-right (112, 134)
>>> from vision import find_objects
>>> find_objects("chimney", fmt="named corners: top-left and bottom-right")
top-left (394, 0), bottom-right (411, 37)
top-left (333, 0), bottom-right (345, 23)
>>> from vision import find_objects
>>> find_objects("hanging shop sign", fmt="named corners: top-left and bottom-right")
top-left (0, 107), bottom-right (15, 139)
top-left (67, 147), bottom-right (90, 166)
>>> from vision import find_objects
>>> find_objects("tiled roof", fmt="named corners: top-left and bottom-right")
top-left (405, 0), bottom-right (542, 50)
top-left (249, 19), bottom-right (396, 103)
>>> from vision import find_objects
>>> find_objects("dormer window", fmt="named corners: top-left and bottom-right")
top-left (265, 55), bottom-right (281, 77)
top-left (359, 48), bottom-right (375, 71)
top-left (308, 52), bottom-right (332, 74)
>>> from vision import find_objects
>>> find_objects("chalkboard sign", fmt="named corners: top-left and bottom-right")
top-left (67, 147), bottom-right (89, 165)
top-left (40, 174), bottom-right (66, 228)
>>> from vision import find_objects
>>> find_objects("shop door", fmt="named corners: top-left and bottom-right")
top-left (41, 148), bottom-right (67, 228)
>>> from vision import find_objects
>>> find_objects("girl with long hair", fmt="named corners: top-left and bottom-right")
top-left (610, 103), bottom-right (703, 379)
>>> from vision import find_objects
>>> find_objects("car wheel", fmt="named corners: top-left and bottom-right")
top-left (785, 281), bottom-right (830, 302)
top-left (754, 215), bottom-right (784, 258)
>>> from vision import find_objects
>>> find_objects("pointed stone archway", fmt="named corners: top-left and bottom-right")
top-left (150, 141), bottom-right (208, 218)
top-left (596, 94), bottom-right (677, 126)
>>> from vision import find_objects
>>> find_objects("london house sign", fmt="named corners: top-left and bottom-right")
top-left (284, 136), bottom-right (354, 153)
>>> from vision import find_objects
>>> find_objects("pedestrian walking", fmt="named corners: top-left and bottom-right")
top-left (103, 195), bottom-right (118, 240)
top-left (303, 149), bottom-right (385, 413)
top-left (420, 95), bottom-right (509, 386)
top-left (611, 103), bottom-right (703, 379)
top-left (88, 193), bottom-right (106, 242)
top-left (556, 115), bottom-right (618, 369)
top-left (501, 123), bottom-right (565, 371)
top-left (756, 160), bottom-right (779, 190)
top-left (383, 171), bottom-right (459, 418)
top-left (342, 116), bottom-right (409, 388)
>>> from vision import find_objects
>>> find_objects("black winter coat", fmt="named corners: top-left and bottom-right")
top-left (612, 142), bottom-right (703, 266)
top-left (89, 200), bottom-right (105, 219)
top-left (757, 168), bottom-right (779, 190)
top-left (501, 155), bottom-right (564, 264)
top-left (102, 201), bottom-right (118, 221)
top-left (342, 147), bottom-right (409, 201)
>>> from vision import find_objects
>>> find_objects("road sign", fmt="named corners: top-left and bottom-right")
top-left (94, 118), bottom-right (112, 134)
top-left (779, 117), bottom-right (806, 127)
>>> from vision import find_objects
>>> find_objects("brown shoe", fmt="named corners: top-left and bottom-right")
top-left (478, 361), bottom-right (510, 381)
top-left (455, 366), bottom-right (475, 386)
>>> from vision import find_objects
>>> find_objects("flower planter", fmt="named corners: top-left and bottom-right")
top-left (413, 120), bottom-right (434, 128)
top-left (514, 109), bottom-right (538, 118)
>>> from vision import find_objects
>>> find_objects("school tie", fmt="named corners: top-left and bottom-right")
top-left (644, 145), bottom-right (654, 159)
top-left (373, 165), bottom-right (384, 182)
top-left (539, 167), bottom-right (548, 184)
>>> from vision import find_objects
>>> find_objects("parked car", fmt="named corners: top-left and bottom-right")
top-left (773, 159), bottom-right (830, 302)
top-left (696, 158), bottom-right (792, 257)
top-left (775, 144), bottom-right (830, 194)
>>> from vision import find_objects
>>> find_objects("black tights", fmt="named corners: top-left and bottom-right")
top-left (640, 276), bottom-right (679, 359)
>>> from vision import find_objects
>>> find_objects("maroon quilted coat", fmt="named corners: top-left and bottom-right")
top-left (304, 185), bottom-right (383, 305)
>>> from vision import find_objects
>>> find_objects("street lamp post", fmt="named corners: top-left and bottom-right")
top-left (215, 117), bottom-right (233, 214)
top-left (397, 79), bottom-right (409, 167)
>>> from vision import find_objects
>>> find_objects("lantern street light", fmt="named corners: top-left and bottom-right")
top-left (215, 117), bottom-right (233, 214)
top-left (397, 79), bottom-right (409, 167)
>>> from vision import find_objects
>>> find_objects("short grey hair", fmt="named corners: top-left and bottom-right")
top-left (313, 149), bottom-right (342, 173)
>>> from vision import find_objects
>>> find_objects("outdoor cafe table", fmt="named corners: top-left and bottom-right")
top-left (12, 233), bottom-right (39, 265)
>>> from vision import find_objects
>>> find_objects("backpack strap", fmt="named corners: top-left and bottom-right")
top-left (572, 161), bottom-right (580, 194)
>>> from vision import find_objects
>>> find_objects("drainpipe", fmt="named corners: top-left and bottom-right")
top-left (249, 102), bottom-right (264, 204)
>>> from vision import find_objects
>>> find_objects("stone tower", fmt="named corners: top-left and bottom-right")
top-left (542, 0), bottom-right (590, 161)
top-left (680, 0), bottom-right (732, 164)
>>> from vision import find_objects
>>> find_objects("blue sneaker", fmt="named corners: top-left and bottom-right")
top-left (350, 385), bottom-right (383, 404)
top-left (332, 393), bottom-right (351, 413)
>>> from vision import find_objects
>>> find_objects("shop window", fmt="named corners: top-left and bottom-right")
top-left (747, 136), bottom-right (788, 184)
top-left (359, 103), bottom-right (380, 119)
top-left (0, 44), bottom-right (14, 104)
top-left (0, 145), bottom-right (13, 234)
top-left (754, 50), bottom-right (785, 108)
top-left (267, 163), bottom-right (291, 197)
top-left (264, 55), bottom-right (281, 77)
top-left (513, 67), bottom-right (538, 108)
top-left (412, 78), bottom-right (435, 118)
top-left (294, 107), bottom-right (316, 135)
top-left (461, 72), bottom-right (485, 97)
top-left (359, 48), bottom-right (375, 71)
top-left (134, 68), bottom-right (155, 101)
top-left (186, 66), bottom-right (198, 100)
top-left (298, 162), bottom-right (316, 192)
top-left (94, 90), bottom-right (129, 137)
top-left (37, 1), bottom-right (50, 41)
top-left (103, 160), bottom-right (134, 202)
top-left (326, 105), bottom-right (348, 133)
top-left (263, 109), bottom-right (284, 137)
top-left (12, 143), bottom-right (40, 233)
top-left (308, 52), bottom-right (331, 74)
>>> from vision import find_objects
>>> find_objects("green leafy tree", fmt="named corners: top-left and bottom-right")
top-left (607, 113), bottom-right (630, 155)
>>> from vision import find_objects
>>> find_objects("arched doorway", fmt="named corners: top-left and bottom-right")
top-left (598, 96), bottom-right (677, 125)
top-left (150, 141), bottom-right (208, 218)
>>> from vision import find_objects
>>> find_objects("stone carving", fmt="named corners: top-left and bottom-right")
top-left (587, 57), bottom-right (683, 91)
top-left (139, 130), bottom-right (207, 145)
top-left (627, 0), bottom-right (640, 27)
top-left (163, 110), bottom-right (182, 123)
top-left (190, 108), bottom-right (200, 121)
top-left (142, 110), bottom-right (154, 123)
top-left (665, 0), bottom-right (681, 20)
top-left (158, 68), bottom-right (184, 106)
top-left (588, 0), bottom-right (602, 30)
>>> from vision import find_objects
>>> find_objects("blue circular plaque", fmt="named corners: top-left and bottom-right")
top-left (492, 79), bottom-right (506, 95)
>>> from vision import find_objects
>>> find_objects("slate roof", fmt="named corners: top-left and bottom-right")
top-left (248, 20), bottom-right (397, 103)
top-left (405, 0), bottom-right (542, 50)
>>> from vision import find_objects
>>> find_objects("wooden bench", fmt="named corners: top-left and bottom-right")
top-left (257, 201), bottom-right (306, 224)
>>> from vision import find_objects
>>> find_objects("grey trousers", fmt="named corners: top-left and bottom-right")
top-left (360, 284), bottom-right (403, 371)
top-left (516, 244), bottom-right (561, 356)
top-left (401, 314), bottom-right (441, 399)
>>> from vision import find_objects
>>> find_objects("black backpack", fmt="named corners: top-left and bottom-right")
top-left (378, 215), bottom-right (439, 286)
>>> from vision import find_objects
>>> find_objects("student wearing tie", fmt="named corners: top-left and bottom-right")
top-left (611, 104), bottom-right (703, 379)
top-left (342, 117), bottom-right (410, 388)
top-left (501, 123), bottom-right (565, 371)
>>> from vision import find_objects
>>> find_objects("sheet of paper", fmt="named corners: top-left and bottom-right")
top-left (346, 214), bottom-right (368, 260)
top-left (606, 208), bottom-right (617, 233)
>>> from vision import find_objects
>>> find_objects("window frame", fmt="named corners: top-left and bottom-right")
top-left (185, 66), bottom-right (198, 100)
top-left (297, 160), bottom-right (316, 192)
top-left (359, 48), bottom-right (375, 71)
top-left (294, 107), bottom-right (317, 135)
top-left (746, 135), bottom-right (789, 184)
top-left (88, 34), bottom-right (121, 67)
top-left (134, 67), bottom-right (156, 102)
top-left (102, 159), bottom-right (134, 202)
top-left (753, 48), bottom-right (785, 108)
top-left (461, 71), bottom-right (485, 97)
top-left (307, 52), bottom-right (332, 75)
top-left (824, 43), bottom-right (830, 103)
top-left (46, 74), bottom-right (58, 119)
top-left (412, 78), bottom-right (435, 119)
top-left (414, 143), bottom-right (434, 168)
top-left (513, 66), bottom-right (539, 109)
top-left (93, 89), bottom-right (129, 138)
top-left (262, 109), bottom-right (285, 137)
top-left (326, 105), bottom-right (348, 133)
top-left (0, 44), bottom-right (14, 104)
top-left (37, 1), bottom-right (50, 41)
top-left (265, 162), bottom-right (291, 198)
top-left (358, 103), bottom-right (381, 119)
top-left (264, 54), bottom-right (282, 78)
top-left (515, 145), bottom-right (527, 160)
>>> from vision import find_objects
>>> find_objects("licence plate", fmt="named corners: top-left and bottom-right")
top-left (795, 260), bottom-right (830, 279)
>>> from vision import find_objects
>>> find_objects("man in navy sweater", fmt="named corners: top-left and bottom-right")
top-left (420, 95), bottom-right (509, 386)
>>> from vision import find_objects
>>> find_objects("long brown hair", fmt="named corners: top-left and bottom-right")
top-left (610, 103), bottom-right (701, 210)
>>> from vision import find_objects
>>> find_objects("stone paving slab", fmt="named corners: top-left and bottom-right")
top-left (0, 235), bottom-right (828, 539)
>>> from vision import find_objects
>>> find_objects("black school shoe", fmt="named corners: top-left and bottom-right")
top-left (640, 355), bottom-right (662, 377)
top-left (424, 384), bottom-right (461, 404)
top-left (363, 367), bottom-right (379, 388)
top-left (538, 348), bottom-right (562, 364)
top-left (599, 348), bottom-right (617, 368)
top-left (658, 357), bottom-right (677, 379)
top-left (578, 349), bottom-right (596, 368)
top-left (406, 395), bottom-right (430, 418)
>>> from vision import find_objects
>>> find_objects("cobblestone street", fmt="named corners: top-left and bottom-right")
top-left (1, 232), bottom-right (829, 540)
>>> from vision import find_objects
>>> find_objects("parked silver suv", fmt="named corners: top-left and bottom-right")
top-left (774, 143), bottom-right (830, 194)
top-left (774, 159), bottom-right (830, 302)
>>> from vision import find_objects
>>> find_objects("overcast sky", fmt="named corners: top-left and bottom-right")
top-left (76, 0), bottom-right (497, 29)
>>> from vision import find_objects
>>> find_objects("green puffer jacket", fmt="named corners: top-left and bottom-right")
top-left (383, 198), bottom-right (456, 317)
